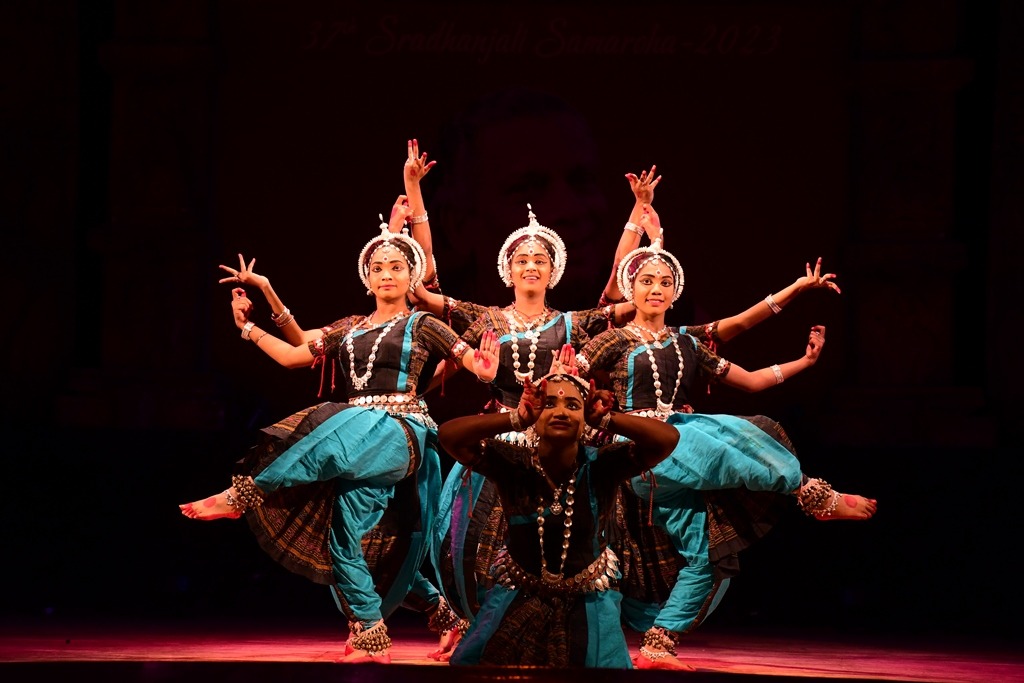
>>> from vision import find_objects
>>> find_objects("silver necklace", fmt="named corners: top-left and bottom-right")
top-left (532, 453), bottom-right (576, 581)
top-left (627, 322), bottom-right (684, 418)
top-left (345, 312), bottom-right (407, 392)
top-left (504, 306), bottom-right (547, 383)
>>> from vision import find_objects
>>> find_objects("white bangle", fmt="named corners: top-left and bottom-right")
top-left (765, 293), bottom-right (782, 314)
top-left (508, 411), bottom-right (523, 432)
top-left (623, 221), bottom-right (644, 236)
top-left (407, 213), bottom-right (429, 224)
top-left (241, 321), bottom-right (255, 340)
top-left (598, 412), bottom-right (613, 431)
top-left (770, 364), bottom-right (785, 384)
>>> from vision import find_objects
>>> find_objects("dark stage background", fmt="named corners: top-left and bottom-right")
top-left (3, 0), bottom-right (1022, 644)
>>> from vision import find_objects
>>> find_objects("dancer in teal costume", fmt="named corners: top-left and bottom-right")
top-left (575, 206), bottom-right (877, 668)
top-left (438, 373), bottom-right (679, 668)
top-left (180, 217), bottom-right (499, 664)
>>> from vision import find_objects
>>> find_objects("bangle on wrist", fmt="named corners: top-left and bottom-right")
top-left (508, 410), bottom-right (523, 432)
top-left (770, 364), bottom-right (785, 384)
top-left (407, 212), bottom-right (429, 224)
top-left (623, 221), bottom-right (644, 236)
top-left (271, 307), bottom-right (294, 327)
top-left (241, 321), bottom-right (255, 340)
top-left (253, 331), bottom-right (269, 345)
top-left (765, 293), bottom-right (782, 314)
top-left (598, 412), bottom-right (613, 431)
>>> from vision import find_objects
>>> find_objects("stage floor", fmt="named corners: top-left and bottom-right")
top-left (1, 616), bottom-right (1021, 683)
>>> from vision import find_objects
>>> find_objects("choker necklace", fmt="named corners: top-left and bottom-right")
top-left (345, 311), bottom-right (408, 391)
top-left (532, 453), bottom-right (576, 581)
top-left (504, 306), bottom-right (548, 383)
top-left (628, 323), bottom-right (684, 418)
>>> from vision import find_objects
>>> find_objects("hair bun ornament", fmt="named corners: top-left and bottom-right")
top-left (496, 203), bottom-right (568, 289)
top-left (357, 213), bottom-right (428, 293)
top-left (615, 241), bottom-right (685, 305)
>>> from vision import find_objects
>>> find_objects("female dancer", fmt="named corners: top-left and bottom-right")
top-left (406, 165), bottom-right (664, 647)
top-left (179, 218), bottom-right (499, 664)
top-left (575, 206), bottom-right (877, 669)
top-left (438, 372), bottom-right (679, 668)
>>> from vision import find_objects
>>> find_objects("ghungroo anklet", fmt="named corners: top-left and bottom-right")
top-left (427, 597), bottom-right (462, 634)
top-left (797, 478), bottom-right (839, 517)
top-left (230, 475), bottom-right (265, 511)
top-left (348, 620), bottom-right (391, 654)
top-left (640, 626), bottom-right (678, 657)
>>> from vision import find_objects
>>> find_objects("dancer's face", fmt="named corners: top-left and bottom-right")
top-left (368, 246), bottom-right (411, 302)
top-left (632, 260), bottom-right (675, 318)
top-left (509, 241), bottom-right (552, 293)
top-left (535, 379), bottom-right (585, 443)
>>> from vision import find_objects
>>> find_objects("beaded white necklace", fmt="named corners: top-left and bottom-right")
top-left (627, 322), bottom-right (684, 418)
top-left (345, 312), bottom-right (408, 392)
top-left (503, 306), bottom-right (548, 383)
top-left (532, 453), bottom-right (576, 582)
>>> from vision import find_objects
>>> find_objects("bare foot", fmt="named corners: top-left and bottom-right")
top-left (178, 488), bottom-right (242, 520)
top-left (816, 491), bottom-right (877, 521)
top-left (335, 648), bottom-right (391, 664)
top-left (635, 647), bottom-right (696, 671)
top-left (427, 625), bottom-right (463, 661)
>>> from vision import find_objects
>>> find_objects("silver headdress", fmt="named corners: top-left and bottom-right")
top-left (357, 214), bottom-right (427, 294)
top-left (535, 371), bottom-right (590, 398)
top-left (496, 204), bottom-right (568, 289)
top-left (616, 237), bottom-right (685, 304)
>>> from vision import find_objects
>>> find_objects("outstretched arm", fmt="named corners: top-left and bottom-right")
top-left (719, 325), bottom-right (826, 391)
top-left (713, 258), bottom-right (841, 342)
top-left (219, 254), bottom-right (321, 346)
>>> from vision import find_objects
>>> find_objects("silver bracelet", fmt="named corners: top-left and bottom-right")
top-left (407, 213), bottom-right (429, 224)
top-left (241, 321), bottom-right (255, 340)
top-left (508, 411), bottom-right (523, 432)
top-left (770, 364), bottom-right (785, 384)
top-left (765, 293), bottom-right (782, 314)
top-left (598, 412), bottom-right (613, 431)
top-left (253, 331), bottom-right (269, 345)
top-left (623, 221), bottom-right (644, 236)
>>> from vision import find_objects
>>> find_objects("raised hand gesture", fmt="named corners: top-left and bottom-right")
top-left (796, 257), bottom-right (841, 295)
top-left (230, 287), bottom-right (253, 329)
top-left (219, 253), bottom-right (269, 289)
top-left (471, 330), bottom-right (500, 383)
top-left (546, 344), bottom-right (578, 376)
top-left (638, 203), bottom-right (663, 244)
top-left (404, 138), bottom-right (436, 186)
top-left (805, 325), bottom-right (826, 364)
top-left (516, 377), bottom-right (545, 430)
top-left (584, 379), bottom-right (615, 428)
top-left (625, 165), bottom-right (662, 205)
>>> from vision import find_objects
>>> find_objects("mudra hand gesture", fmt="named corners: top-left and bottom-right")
top-left (513, 377), bottom-right (546, 431)
top-left (584, 379), bottom-right (615, 428)
top-left (796, 257), bottom-right (841, 294)
top-left (220, 253), bottom-right (268, 289)
top-left (404, 138), bottom-right (436, 184)
top-left (625, 164), bottom-right (662, 205)
top-left (471, 330), bottom-right (500, 383)
top-left (230, 287), bottom-right (252, 329)
top-left (387, 195), bottom-right (413, 233)
top-left (804, 325), bottom-right (826, 364)
top-left (546, 344), bottom-right (578, 376)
